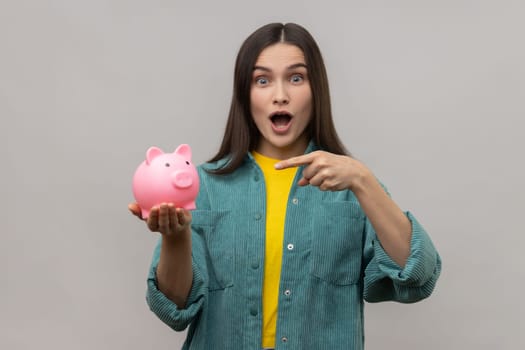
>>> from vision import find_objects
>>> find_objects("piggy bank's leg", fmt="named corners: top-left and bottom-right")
top-left (141, 208), bottom-right (151, 220)
top-left (185, 201), bottom-right (196, 210)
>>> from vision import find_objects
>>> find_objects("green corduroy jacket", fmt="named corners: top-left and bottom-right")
top-left (146, 142), bottom-right (442, 350)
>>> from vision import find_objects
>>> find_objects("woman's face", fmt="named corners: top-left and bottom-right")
top-left (250, 43), bottom-right (312, 160)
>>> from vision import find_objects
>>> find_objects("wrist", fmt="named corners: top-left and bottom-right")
top-left (349, 165), bottom-right (374, 195)
top-left (162, 227), bottom-right (191, 247)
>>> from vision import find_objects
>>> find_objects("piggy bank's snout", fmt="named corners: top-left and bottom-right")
top-left (172, 171), bottom-right (193, 189)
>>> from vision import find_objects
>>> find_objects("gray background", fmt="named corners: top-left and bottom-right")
top-left (2, 0), bottom-right (524, 349)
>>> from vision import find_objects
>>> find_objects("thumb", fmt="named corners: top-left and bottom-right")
top-left (128, 202), bottom-right (144, 220)
top-left (297, 177), bottom-right (310, 186)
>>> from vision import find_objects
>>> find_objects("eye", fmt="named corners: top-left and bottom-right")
top-left (165, 163), bottom-right (170, 167)
top-left (186, 161), bottom-right (190, 165)
top-left (255, 76), bottom-right (269, 85)
top-left (290, 74), bottom-right (304, 83)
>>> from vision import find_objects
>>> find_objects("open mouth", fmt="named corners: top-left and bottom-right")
top-left (270, 112), bottom-right (292, 130)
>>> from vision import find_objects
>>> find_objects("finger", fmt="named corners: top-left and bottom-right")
top-left (168, 204), bottom-right (178, 233)
top-left (297, 177), bottom-right (310, 186)
top-left (308, 170), bottom-right (338, 191)
top-left (176, 208), bottom-right (191, 226)
top-left (158, 203), bottom-right (170, 233)
top-left (307, 173), bottom-right (324, 188)
top-left (300, 162), bottom-right (320, 182)
top-left (175, 208), bottom-right (183, 226)
top-left (274, 153), bottom-right (315, 170)
top-left (147, 206), bottom-right (160, 231)
top-left (128, 202), bottom-right (143, 219)
top-left (297, 158), bottom-right (324, 187)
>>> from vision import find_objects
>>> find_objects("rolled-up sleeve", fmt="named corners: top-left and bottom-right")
top-left (363, 211), bottom-right (442, 303)
top-left (146, 233), bottom-right (208, 331)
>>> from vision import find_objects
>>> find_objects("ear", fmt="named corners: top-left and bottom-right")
top-left (174, 144), bottom-right (192, 159)
top-left (146, 146), bottom-right (164, 165)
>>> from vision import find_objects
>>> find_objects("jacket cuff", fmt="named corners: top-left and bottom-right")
top-left (371, 211), bottom-right (440, 286)
top-left (146, 260), bottom-right (205, 331)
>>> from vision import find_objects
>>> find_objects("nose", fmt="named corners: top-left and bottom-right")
top-left (172, 170), bottom-right (193, 189)
top-left (273, 81), bottom-right (289, 105)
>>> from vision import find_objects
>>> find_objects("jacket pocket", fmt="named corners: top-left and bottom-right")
top-left (192, 209), bottom-right (235, 291)
top-left (309, 201), bottom-right (365, 285)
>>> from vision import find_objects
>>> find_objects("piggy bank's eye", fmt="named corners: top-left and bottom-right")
top-left (165, 163), bottom-right (170, 167)
top-left (186, 161), bottom-right (190, 165)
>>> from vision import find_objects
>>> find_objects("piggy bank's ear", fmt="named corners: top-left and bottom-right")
top-left (174, 144), bottom-right (192, 159)
top-left (146, 147), bottom-right (164, 165)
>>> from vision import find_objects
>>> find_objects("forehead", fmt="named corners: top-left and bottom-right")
top-left (255, 43), bottom-right (306, 67)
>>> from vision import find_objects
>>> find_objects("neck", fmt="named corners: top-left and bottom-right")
top-left (255, 142), bottom-right (308, 160)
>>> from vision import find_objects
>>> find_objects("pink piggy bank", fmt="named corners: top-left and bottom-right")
top-left (132, 144), bottom-right (199, 219)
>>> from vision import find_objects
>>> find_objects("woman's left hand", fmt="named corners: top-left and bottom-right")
top-left (277, 150), bottom-right (412, 266)
top-left (275, 151), bottom-right (371, 192)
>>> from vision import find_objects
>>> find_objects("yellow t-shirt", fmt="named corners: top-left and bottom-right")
top-left (252, 151), bottom-right (297, 348)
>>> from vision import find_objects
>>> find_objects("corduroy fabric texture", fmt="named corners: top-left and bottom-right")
top-left (146, 142), bottom-right (442, 350)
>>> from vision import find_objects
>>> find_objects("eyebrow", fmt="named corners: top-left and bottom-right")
top-left (253, 63), bottom-right (308, 72)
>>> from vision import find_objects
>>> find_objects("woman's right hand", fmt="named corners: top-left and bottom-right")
top-left (129, 202), bottom-right (193, 308)
top-left (128, 202), bottom-right (192, 240)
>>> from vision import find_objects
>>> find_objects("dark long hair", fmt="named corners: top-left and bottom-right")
top-left (208, 22), bottom-right (348, 174)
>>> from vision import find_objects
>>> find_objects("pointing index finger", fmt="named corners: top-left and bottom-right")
top-left (275, 153), bottom-right (314, 170)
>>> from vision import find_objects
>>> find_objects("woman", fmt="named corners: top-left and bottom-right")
top-left (129, 22), bottom-right (441, 350)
